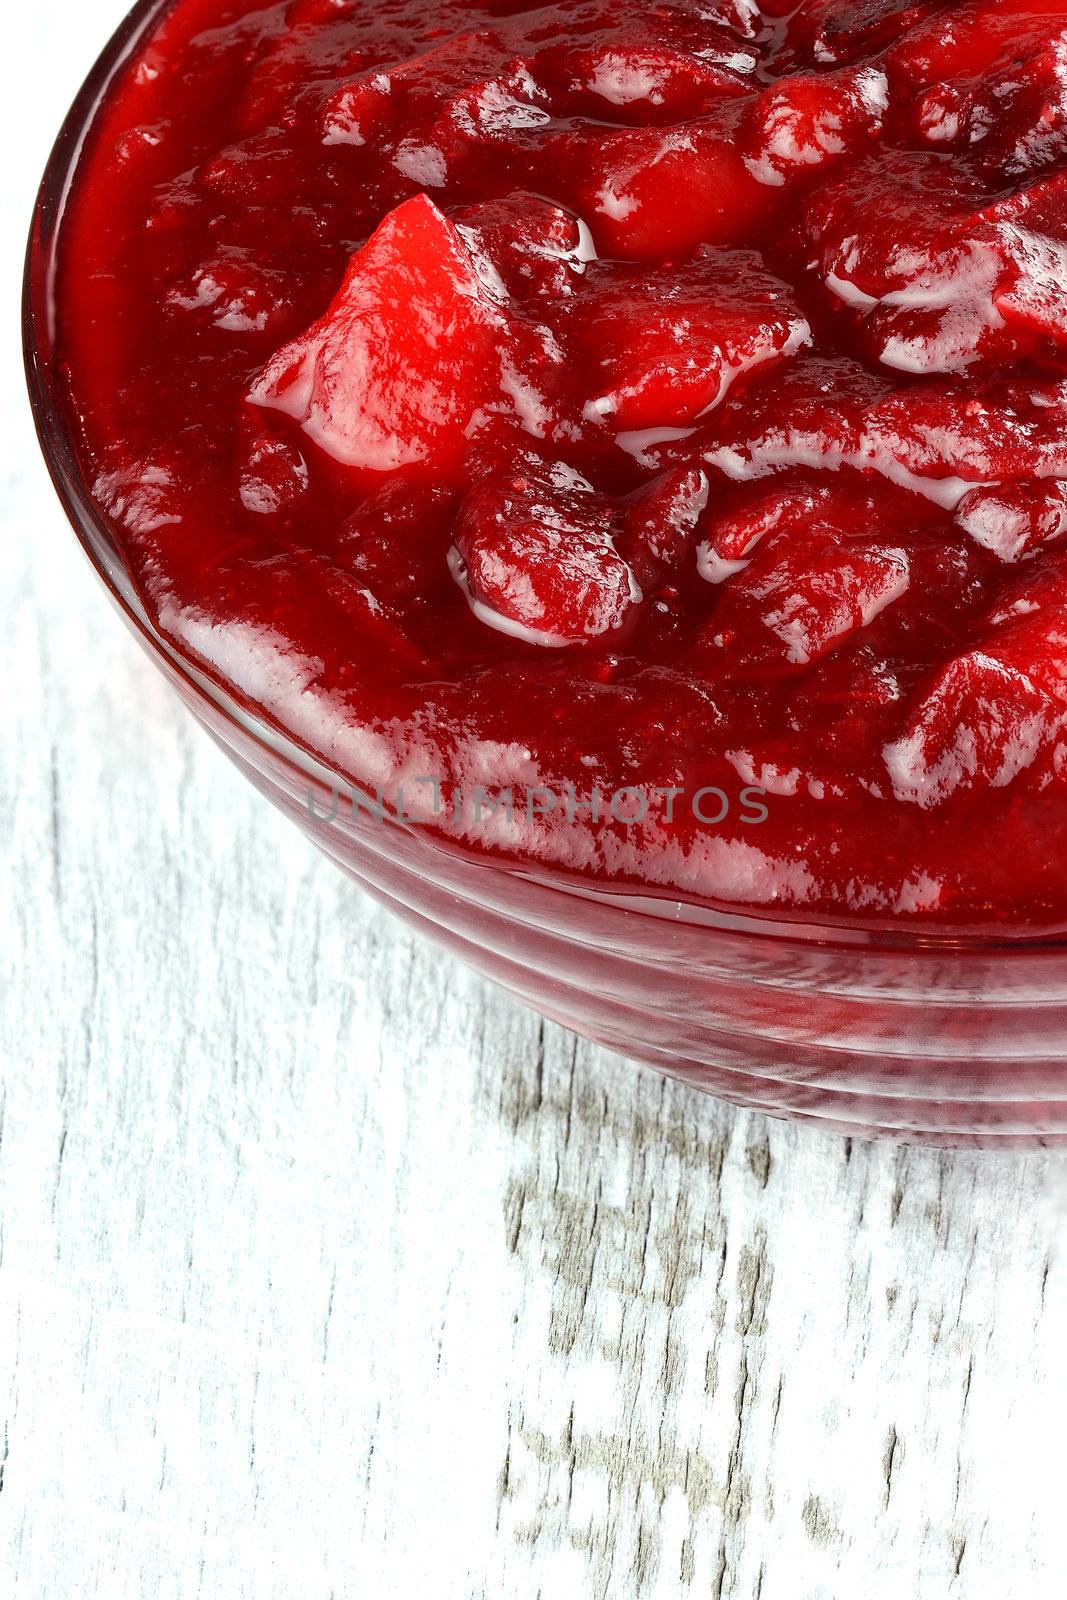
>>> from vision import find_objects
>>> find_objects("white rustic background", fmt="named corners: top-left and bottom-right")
top-left (3, 5), bottom-right (1066, 1596)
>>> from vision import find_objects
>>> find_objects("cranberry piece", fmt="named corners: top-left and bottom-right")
top-left (982, 554), bottom-right (1067, 705)
top-left (453, 467), bottom-right (641, 647)
top-left (867, 380), bottom-right (1067, 491)
top-left (884, 653), bottom-right (1061, 807)
top-left (319, 31), bottom-right (542, 187)
top-left (237, 419), bottom-right (310, 518)
top-left (249, 195), bottom-right (506, 479)
top-left (888, 0), bottom-right (1063, 89)
top-left (165, 248), bottom-right (297, 336)
top-left (701, 356), bottom-right (884, 493)
top-left (898, 9), bottom-right (1067, 182)
top-left (93, 454), bottom-right (187, 540)
top-left (197, 139), bottom-right (303, 205)
top-left (550, 119), bottom-right (775, 260)
top-left (698, 484), bottom-right (819, 580)
top-left (206, 546), bottom-right (428, 683)
top-left (697, 476), bottom-right (931, 580)
top-left (574, 251), bottom-right (810, 430)
top-left (321, 69), bottom-right (396, 147)
top-left (983, 177), bottom-right (1067, 351)
top-left (620, 467), bottom-right (710, 592)
top-left (535, 38), bottom-right (748, 125)
top-left (813, 1), bottom-right (947, 64)
top-left (704, 360), bottom-right (1067, 503)
top-left (337, 479), bottom-right (456, 611)
top-left (741, 66), bottom-right (889, 188)
top-left (685, 0), bottom-right (762, 38)
top-left (957, 481), bottom-right (1067, 563)
top-left (435, 58), bottom-right (551, 162)
top-left (697, 533), bottom-right (911, 675)
top-left (455, 195), bottom-right (589, 302)
top-left (238, 19), bottom-right (370, 137)
top-left (787, 644), bottom-right (906, 763)
top-left (799, 148), bottom-right (1017, 373)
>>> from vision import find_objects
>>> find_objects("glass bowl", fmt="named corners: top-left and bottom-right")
top-left (24, 0), bottom-right (1067, 1147)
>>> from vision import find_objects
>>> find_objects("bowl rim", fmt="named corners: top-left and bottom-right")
top-left (22, 0), bottom-right (1067, 958)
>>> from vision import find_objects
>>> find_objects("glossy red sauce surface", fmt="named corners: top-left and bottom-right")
top-left (55, 0), bottom-right (1067, 932)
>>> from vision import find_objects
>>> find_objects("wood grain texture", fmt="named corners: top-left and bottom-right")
top-left (2, 7), bottom-right (1065, 1595)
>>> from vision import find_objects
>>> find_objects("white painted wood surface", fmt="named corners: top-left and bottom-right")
top-left (3, 7), bottom-right (1066, 1595)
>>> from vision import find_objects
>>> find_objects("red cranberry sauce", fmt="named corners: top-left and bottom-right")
top-left (56, 0), bottom-right (1067, 931)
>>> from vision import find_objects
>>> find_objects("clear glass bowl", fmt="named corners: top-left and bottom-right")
top-left (24, 0), bottom-right (1067, 1146)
